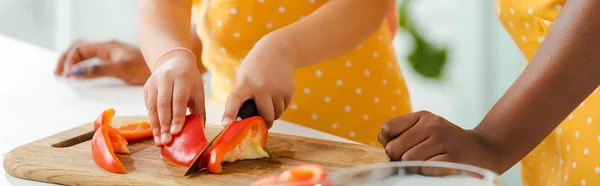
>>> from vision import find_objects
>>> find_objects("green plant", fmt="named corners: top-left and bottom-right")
top-left (398, 0), bottom-right (448, 79)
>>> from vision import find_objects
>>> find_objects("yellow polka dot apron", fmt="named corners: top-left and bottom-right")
top-left (495, 0), bottom-right (600, 185)
top-left (191, 0), bottom-right (412, 146)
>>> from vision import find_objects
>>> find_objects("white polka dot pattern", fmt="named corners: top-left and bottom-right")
top-left (194, 0), bottom-right (412, 153)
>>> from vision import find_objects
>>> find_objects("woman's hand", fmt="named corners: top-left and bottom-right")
top-left (378, 111), bottom-right (505, 174)
top-left (221, 36), bottom-right (296, 128)
top-left (55, 40), bottom-right (151, 85)
top-left (144, 51), bottom-right (205, 146)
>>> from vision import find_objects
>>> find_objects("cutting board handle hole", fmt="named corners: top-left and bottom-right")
top-left (51, 131), bottom-right (95, 148)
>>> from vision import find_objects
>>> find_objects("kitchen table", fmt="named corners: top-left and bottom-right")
top-left (0, 35), bottom-right (358, 186)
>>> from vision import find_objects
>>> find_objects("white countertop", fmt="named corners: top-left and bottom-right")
top-left (0, 35), bottom-right (358, 186)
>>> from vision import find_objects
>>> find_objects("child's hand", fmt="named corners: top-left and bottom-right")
top-left (144, 52), bottom-right (205, 146)
top-left (221, 38), bottom-right (296, 128)
top-left (378, 111), bottom-right (504, 173)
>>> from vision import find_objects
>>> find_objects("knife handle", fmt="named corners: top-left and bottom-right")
top-left (237, 99), bottom-right (259, 120)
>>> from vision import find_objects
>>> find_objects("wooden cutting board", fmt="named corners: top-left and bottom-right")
top-left (3, 116), bottom-right (389, 186)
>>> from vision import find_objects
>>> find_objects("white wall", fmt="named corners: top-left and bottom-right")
top-left (54, 0), bottom-right (139, 51)
top-left (0, 0), bottom-right (138, 51)
top-left (0, 0), bottom-right (56, 49)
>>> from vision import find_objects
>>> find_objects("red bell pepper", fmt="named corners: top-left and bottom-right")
top-left (108, 127), bottom-right (130, 154)
top-left (278, 164), bottom-right (327, 184)
top-left (116, 121), bottom-right (153, 141)
top-left (251, 164), bottom-right (329, 186)
top-left (94, 108), bottom-right (115, 131)
top-left (200, 116), bottom-right (270, 173)
top-left (160, 114), bottom-right (208, 166)
top-left (92, 125), bottom-right (127, 173)
top-left (92, 108), bottom-right (130, 154)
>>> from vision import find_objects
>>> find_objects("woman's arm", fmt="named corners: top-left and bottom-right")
top-left (475, 0), bottom-right (600, 172)
top-left (137, 0), bottom-right (195, 69)
top-left (263, 0), bottom-right (393, 68)
top-left (377, 0), bottom-right (600, 174)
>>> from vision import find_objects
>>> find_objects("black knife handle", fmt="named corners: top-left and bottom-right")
top-left (237, 99), bottom-right (259, 119)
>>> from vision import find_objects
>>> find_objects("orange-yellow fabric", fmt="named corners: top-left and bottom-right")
top-left (495, 0), bottom-right (600, 185)
top-left (191, 0), bottom-right (412, 146)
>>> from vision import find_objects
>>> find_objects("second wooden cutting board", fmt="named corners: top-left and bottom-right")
top-left (4, 116), bottom-right (389, 186)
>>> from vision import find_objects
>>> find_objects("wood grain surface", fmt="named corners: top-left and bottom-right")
top-left (4, 116), bottom-right (389, 186)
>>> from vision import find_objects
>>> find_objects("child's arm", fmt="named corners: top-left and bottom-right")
top-left (191, 22), bottom-right (207, 74)
top-left (264, 0), bottom-right (393, 68)
top-left (137, 0), bottom-right (206, 146)
top-left (220, 0), bottom-right (394, 126)
top-left (137, 0), bottom-right (194, 67)
top-left (378, 0), bottom-right (600, 174)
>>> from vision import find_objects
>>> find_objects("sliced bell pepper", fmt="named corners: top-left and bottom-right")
top-left (278, 164), bottom-right (327, 184)
top-left (92, 108), bottom-right (130, 154)
top-left (160, 114), bottom-right (208, 166)
top-left (108, 127), bottom-right (130, 154)
top-left (94, 108), bottom-right (115, 131)
top-left (201, 116), bottom-right (270, 173)
top-left (92, 125), bottom-right (126, 173)
top-left (251, 164), bottom-right (329, 186)
top-left (115, 121), bottom-right (153, 141)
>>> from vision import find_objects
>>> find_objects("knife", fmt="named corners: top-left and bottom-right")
top-left (184, 99), bottom-right (259, 176)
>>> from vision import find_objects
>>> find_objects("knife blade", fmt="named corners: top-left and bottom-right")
top-left (184, 99), bottom-right (259, 176)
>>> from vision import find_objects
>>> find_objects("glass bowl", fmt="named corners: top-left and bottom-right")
top-left (257, 161), bottom-right (502, 186)
top-left (326, 161), bottom-right (503, 186)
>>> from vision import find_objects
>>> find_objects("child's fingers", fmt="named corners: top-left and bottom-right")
top-left (170, 79), bottom-right (191, 135)
top-left (189, 90), bottom-right (206, 123)
top-left (272, 96), bottom-right (285, 126)
top-left (144, 84), bottom-right (162, 146)
top-left (222, 86), bottom-right (252, 126)
top-left (254, 93), bottom-right (275, 128)
top-left (157, 79), bottom-right (174, 145)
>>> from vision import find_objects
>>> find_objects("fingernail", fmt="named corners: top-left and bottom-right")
top-left (170, 123), bottom-right (182, 135)
top-left (70, 67), bottom-right (85, 77)
top-left (221, 118), bottom-right (233, 126)
top-left (161, 133), bottom-right (172, 145)
top-left (171, 118), bottom-right (183, 135)
top-left (154, 136), bottom-right (161, 146)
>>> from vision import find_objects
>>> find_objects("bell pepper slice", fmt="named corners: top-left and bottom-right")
top-left (91, 108), bottom-right (130, 154)
top-left (94, 108), bottom-right (115, 131)
top-left (202, 116), bottom-right (270, 173)
top-left (251, 164), bottom-right (329, 186)
top-left (278, 164), bottom-right (327, 183)
top-left (108, 127), bottom-right (130, 154)
top-left (92, 125), bottom-right (126, 173)
top-left (160, 114), bottom-right (208, 166)
top-left (115, 121), bottom-right (153, 141)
